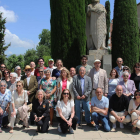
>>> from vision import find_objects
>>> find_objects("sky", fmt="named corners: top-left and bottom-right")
top-left (0, 0), bottom-right (140, 56)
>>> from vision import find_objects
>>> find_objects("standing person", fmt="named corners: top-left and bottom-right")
top-left (21, 65), bottom-right (38, 125)
top-left (70, 67), bottom-right (76, 78)
top-left (88, 59), bottom-right (108, 97)
top-left (34, 58), bottom-right (46, 78)
top-left (73, 67), bottom-right (92, 126)
top-left (37, 67), bottom-right (45, 89)
top-left (40, 69), bottom-right (56, 126)
top-left (128, 90), bottom-right (140, 133)
top-left (108, 69), bottom-right (119, 99)
top-left (56, 89), bottom-right (78, 134)
top-left (91, 88), bottom-right (110, 132)
top-left (14, 66), bottom-right (22, 81)
top-left (0, 80), bottom-right (11, 132)
top-left (30, 61), bottom-right (36, 76)
top-left (47, 59), bottom-right (57, 76)
top-left (3, 69), bottom-right (11, 89)
top-left (9, 72), bottom-right (17, 93)
top-left (114, 58), bottom-right (124, 80)
top-left (0, 64), bottom-right (6, 78)
top-left (130, 63), bottom-right (140, 91)
top-left (0, 71), bottom-right (2, 81)
top-left (57, 68), bottom-right (73, 100)
top-left (9, 81), bottom-right (28, 133)
top-left (52, 59), bottom-right (63, 79)
top-left (76, 55), bottom-right (92, 75)
top-left (122, 66), bottom-right (131, 79)
top-left (109, 85), bottom-right (131, 131)
top-left (119, 72), bottom-right (136, 101)
top-left (32, 89), bottom-right (50, 133)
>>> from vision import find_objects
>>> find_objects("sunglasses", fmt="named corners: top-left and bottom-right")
top-left (16, 85), bottom-right (21, 87)
top-left (123, 69), bottom-right (128, 71)
top-left (1, 67), bottom-right (5, 68)
top-left (136, 66), bottom-right (140, 68)
top-left (17, 69), bottom-right (21, 70)
top-left (39, 71), bottom-right (43, 73)
top-left (123, 75), bottom-right (129, 77)
top-left (1, 85), bottom-right (6, 87)
top-left (25, 69), bottom-right (31, 72)
top-left (4, 72), bottom-right (9, 74)
top-left (136, 93), bottom-right (140, 96)
top-left (63, 93), bottom-right (69, 95)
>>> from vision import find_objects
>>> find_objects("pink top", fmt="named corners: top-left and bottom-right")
top-left (62, 79), bottom-right (67, 91)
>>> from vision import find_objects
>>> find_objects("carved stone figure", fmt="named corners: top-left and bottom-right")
top-left (86, 0), bottom-right (107, 53)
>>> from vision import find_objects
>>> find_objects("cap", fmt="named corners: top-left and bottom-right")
top-left (48, 59), bottom-right (54, 62)
top-left (94, 59), bottom-right (101, 63)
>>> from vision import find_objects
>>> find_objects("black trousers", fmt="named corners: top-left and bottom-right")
top-left (0, 115), bottom-right (9, 128)
top-left (57, 115), bottom-right (78, 134)
top-left (36, 117), bottom-right (49, 133)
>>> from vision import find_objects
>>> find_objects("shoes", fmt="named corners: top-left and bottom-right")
top-left (120, 123), bottom-right (124, 129)
top-left (93, 125), bottom-right (99, 131)
top-left (87, 123), bottom-right (94, 127)
top-left (57, 125), bottom-right (62, 133)
top-left (111, 128), bottom-right (116, 132)
top-left (69, 127), bottom-right (74, 134)
top-left (0, 128), bottom-right (2, 133)
top-left (76, 123), bottom-right (81, 127)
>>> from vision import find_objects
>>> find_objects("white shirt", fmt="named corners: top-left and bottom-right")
top-left (93, 69), bottom-right (99, 89)
top-left (16, 75), bottom-right (22, 82)
top-left (27, 76), bottom-right (31, 86)
top-left (31, 69), bottom-right (35, 76)
top-left (56, 100), bottom-right (74, 119)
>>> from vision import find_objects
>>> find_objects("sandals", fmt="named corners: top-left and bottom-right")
top-left (132, 126), bottom-right (136, 133)
top-left (9, 129), bottom-right (13, 133)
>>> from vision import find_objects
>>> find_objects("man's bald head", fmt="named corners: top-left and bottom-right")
top-left (116, 85), bottom-right (123, 97)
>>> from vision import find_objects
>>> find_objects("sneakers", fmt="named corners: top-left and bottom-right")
top-left (93, 125), bottom-right (99, 131)
top-left (120, 123), bottom-right (124, 129)
top-left (57, 125), bottom-right (62, 133)
top-left (69, 127), bottom-right (74, 134)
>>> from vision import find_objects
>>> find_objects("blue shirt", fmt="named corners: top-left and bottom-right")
top-left (91, 96), bottom-right (109, 116)
top-left (80, 76), bottom-right (85, 95)
top-left (52, 69), bottom-right (61, 79)
top-left (114, 66), bottom-right (124, 77)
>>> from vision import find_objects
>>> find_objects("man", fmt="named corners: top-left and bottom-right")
top-left (47, 59), bottom-right (56, 76)
top-left (88, 59), bottom-right (108, 97)
top-left (73, 67), bottom-right (92, 126)
top-left (109, 85), bottom-right (131, 131)
top-left (9, 72), bottom-right (17, 93)
top-left (91, 88), bottom-right (110, 131)
top-left (21, 65), bottom-right (38, 124)
top-left (76, 55), bottom-right (92, 75)
top-left (37, 67), bottom-right (45, 89)
top-left (14, 66), bottom-right (22, 81)
top-left (30, 61), bottom-right (36, 75)
top-left (114, 58), bottom-right (124, 80)
top-left (34, 58), bottom-right (46, 77)
top-left (70, 67), bottom-right (76, 78)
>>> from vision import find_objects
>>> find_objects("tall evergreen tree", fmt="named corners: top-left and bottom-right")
top-left (50, 0), bottom-right (86, 68)
top-left (105, 0), bottom-right (110, 47)
top-left (0, 13), bottom-right (10, 64)
top-left (112, 0), bottom-right (140, 70)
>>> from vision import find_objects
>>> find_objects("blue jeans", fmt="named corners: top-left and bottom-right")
top-left (75, 99), bottom-right (90, 124)
top-left (92, 112), bottom-right (110, 132)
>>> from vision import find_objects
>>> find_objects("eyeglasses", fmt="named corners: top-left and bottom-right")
top-left (136, 66), bottom-right (140, 68)
top-left (4, 72), bottom-right (9, 74)
top-left (25, 69), bottom-right (31, 72)
top-left (63, 93), bottom-right (69, 95)
top-left (1, 85), bottom-right (6, 87)
top-left (17, 69), bottom-right (21, 70)
top-left (16, 85), bottom-right (21, 87)
top-left (123, 75), bottom-right (129, 77)
top-left (123, 69), bottom-right (128, 71)
top-left (136, 93), bottom-right (140, 96)
top-left (39, 71), bottom-right (43, 73)
top-left (1, 67), bottom-right (5, 68)
top-left (39, 61), bottom-right (43, 63)
top-left (117, 61), bottom-right (122, 63)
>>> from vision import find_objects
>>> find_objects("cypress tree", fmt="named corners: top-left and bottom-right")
top-left (112, 0), bottom-right (140, 70)
top-left (50, 0), bottom-right (86, 69)
top-left (105, 0), bottom-right (110, 47)
top-left (0, 13), bottom-right (10, 64)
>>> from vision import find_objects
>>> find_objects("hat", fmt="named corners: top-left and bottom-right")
top-left (48, 59), bottom-right (54, 62)
top-left (23, 65), bottom-right (33, 72)
top-left (94, 59), bottom-right (101, 63)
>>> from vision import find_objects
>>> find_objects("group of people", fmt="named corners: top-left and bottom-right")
top-left (0, 56), bottom-right (140, 134)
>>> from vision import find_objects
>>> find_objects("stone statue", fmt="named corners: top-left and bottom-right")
top-left (86, 0), bottom-right (107, 52)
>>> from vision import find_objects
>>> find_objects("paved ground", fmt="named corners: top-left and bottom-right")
top-left (1, 122), bottom-right (140, 140)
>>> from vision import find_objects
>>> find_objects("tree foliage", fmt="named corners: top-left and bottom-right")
top-left (105, 0), bottom-right (110, 47)
top-left (50, 0), bottom-right (86, 69)
top-left (0, 12), bottom-right (10, 64)
top-left (112, 0), bottom-right (140, 70)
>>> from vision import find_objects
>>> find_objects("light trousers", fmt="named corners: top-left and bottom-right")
top-left (131, 112), bottom-right (140, 128)
top-left (109, 111), bottom-right (131, 124)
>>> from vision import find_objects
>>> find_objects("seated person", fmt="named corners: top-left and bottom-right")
top-left (32, 89), bottom-right (50, 133)
top-left (109, 85), bottom-right (131, 131)
top-left (91, 88), bottom-right (110, 132)
top-left (56, 89), bottom-right (78, 134)
top-left (128, 90), bottom-right (140, 133)
top-left (9, 81), bottom-right (28, 133)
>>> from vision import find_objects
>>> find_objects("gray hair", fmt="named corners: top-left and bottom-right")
top-left (122, 71), bottom-right (129, 76)
top-left (44, 68), bottom-right (51, 73)
top-left (10, 72), bottom-right (18, 78)
top-left (14, 66), bottom-right (21, 72)
top-left (0, 80), bottom-right (7, 88)
top-left (79, 66), bottom-right (85, 72)
top-left (35, 89), bottom-right (46, 99)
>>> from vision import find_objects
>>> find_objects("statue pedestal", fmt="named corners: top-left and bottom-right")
top-left (87, 50), bottom-right (112, 77)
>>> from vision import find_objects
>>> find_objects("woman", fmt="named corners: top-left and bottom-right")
top-left (56, 89), bottom-right (78, 134)
top-left (108, 69), bottom-right (119, 99)
top-left (9, 72), bottom-right (17, 93)
top-left (57, 68), bottom-right (73, 100)
top-left (0, 71), bottom-right (2, 81)
top-left (130, 63), bottom-right (140, 91)
top-left (119, 71), bottom-right (136, 101)
top-left (128, 90), bottom-right (140, 133)
top-left (9, 81), bottom-right (28, 133)
top-left (52, 59), bottom-right (63, 79)
top-left (3, 69), bottom-right (11, 89)
top-left (32, 89), bottom-right (49, 133)
top-left (40, 69), bottom-right (56, 126)
top-left (0, 80), bottom-right (11, 132)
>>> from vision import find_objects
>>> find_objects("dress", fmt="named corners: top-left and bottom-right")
top-left (40, 78), bottom-right (56, 108)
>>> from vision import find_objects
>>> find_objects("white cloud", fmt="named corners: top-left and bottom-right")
top-left (5, 29), bottom-right (35, 48)
top-left (0, 6), bottom-right (17, 22)
top-left (7, 51), bottom-right (13, 55)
